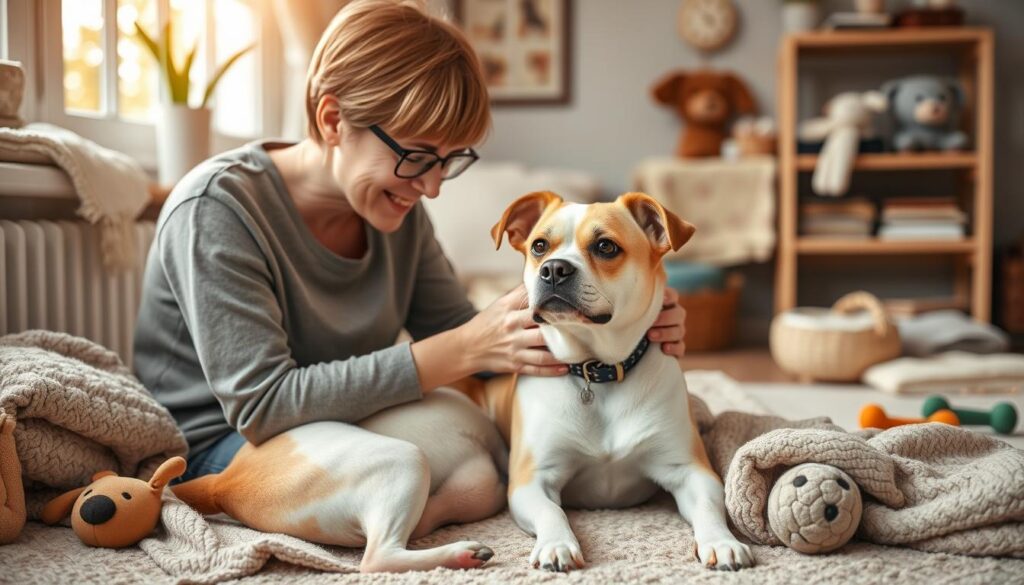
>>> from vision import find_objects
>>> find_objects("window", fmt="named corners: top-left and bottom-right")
top-left (14, 0), bottom-right (281, 168)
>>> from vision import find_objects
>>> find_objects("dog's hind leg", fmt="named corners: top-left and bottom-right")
top-left (357, 444), bottom-right (494, 572)
top-left (411, 451), bottom-right (506, 539)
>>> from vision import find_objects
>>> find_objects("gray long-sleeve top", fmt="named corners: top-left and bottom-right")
top-left (133, 141), bottom-right (476, 455)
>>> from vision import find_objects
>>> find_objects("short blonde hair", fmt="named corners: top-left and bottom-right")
top-left (306, 0), bottom-right (491, 147)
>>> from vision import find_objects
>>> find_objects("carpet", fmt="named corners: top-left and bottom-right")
top-left (2, 371), bottom-right (1022, 585)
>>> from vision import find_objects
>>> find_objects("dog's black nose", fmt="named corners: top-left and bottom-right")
top-left (539, 259), bottom-right (575, 286)
top-left (80, 495), bottom-right (117, 525)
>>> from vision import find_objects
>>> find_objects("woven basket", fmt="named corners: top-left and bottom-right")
top-left (677, 273), bottom-right (743, 352)
top-left (769, 291), bottom-right (901, 382)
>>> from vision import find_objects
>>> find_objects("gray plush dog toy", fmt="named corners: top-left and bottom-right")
top-left (882, 75), bottom-right (968, 152)
top-left (767, 463), bottom-right (863, 554)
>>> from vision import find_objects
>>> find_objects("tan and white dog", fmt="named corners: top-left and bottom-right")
top-left (171, 190), bottom-right (753, 574)
top-left (461, 190), bottom-right (755, 572)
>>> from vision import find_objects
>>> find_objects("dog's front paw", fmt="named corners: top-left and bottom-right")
top-left (530, 539), bottom-right (584, 572)
top-left (695, 537), bottom-right (754, 571)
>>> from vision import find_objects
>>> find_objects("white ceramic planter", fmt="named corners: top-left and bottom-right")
top-left (782, 3), bottom-right (820, 33)
top-left (156, 104), bottom-right (211, 186)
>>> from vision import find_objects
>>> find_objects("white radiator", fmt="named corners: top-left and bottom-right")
top-left (0, 220), bottom-right (156, 366)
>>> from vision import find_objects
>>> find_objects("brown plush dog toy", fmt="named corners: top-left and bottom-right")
top-left (41, 456), bottom-right (186, 548)
top-left (652, 69), bottom-right (757, 158)
top-left (0, 413), bottom-right (25, 544)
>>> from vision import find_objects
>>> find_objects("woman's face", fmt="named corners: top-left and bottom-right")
top-left (330, 122), bottom-right (467, 233)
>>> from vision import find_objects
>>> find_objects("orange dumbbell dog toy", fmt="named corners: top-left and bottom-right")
top-left (859, 403), bottom-right (959, 430)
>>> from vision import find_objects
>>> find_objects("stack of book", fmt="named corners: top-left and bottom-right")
top-left (821, 11), bottom-right (893, 30)
top-left (877, 197), bottom-right (967, 240)
top-left (800, 199), bottom-right (875, 239)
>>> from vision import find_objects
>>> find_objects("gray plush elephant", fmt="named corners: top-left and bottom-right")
top-left (882, 75), bottom-right (968, 152)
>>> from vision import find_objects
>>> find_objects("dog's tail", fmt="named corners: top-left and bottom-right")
top-left (171, 474), bottom-right (223, 515)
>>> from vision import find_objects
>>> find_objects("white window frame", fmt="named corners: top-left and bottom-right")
top-left (8, 0), bottom-right (282, 170)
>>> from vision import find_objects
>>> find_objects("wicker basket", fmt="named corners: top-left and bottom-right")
top-left (770, 291), bottom-right (901, 382)
top-left (677, 273), bottom-right (743, 352)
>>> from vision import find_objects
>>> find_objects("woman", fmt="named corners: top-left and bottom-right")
top-left (134, 0), bottom-right (686, 571)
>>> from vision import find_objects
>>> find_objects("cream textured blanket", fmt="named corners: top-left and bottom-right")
top-left (0, 123), bottom-right (150, 270)
top-left (689, 399), bottom-right (1024, 558)
top-left (0, 330), bottom-right (187, 516)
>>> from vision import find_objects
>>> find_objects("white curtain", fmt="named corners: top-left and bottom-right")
top-left (269, 0), bottom-right (454, 141)
top-left (270, 0), bottom-right (350, 140)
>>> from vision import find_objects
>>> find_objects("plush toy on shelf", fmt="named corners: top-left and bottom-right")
top-left (651, 68), bottom-right (757, 158)
top-left (882, 75), bottom-right (968, 152)
top-left (767, 463), bottom-right (863, 554)
top-left (41, 456), bottom-right (187, 548)
top-left (798, 91), bottom-right (888, 196)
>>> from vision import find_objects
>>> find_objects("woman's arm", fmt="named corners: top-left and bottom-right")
top-left (156, 197), bottom-right (426, 445)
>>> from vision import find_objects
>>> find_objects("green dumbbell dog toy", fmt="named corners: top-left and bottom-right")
top-left (921, 396), bottom-right (1018, 435)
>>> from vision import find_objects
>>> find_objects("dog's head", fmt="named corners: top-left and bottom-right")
top-left (492, 191), bottom-right (694, 364)
top-left (40, 456), bottom-right (186, 548)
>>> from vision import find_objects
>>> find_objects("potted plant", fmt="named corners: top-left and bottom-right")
top-left (781, 0), bottom-right (821, 33)
top-left (135, 21), bottom-right (252, 185)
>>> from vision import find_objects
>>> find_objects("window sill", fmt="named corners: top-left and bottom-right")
top-left (0, 161), bottom-right (168, 220)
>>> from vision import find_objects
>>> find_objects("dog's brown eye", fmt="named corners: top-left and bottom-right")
top-left (531, 239), bottom-right (548, 256)
top-left (594, 239), bottom-right (620, 258)
top-left (122, 492), bottom-right (132, 500)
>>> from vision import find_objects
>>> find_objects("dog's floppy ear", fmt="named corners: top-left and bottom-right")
top-left (41, 486), bottom-right (88, 525)
top-left (724, 73), bottom-right (757, 115)
top-left (619, 192), bottom-right (695, 254)
top-left (491, 191), bottom-right (562, 251)
top-left (149, 456), bottom-right (187, 491)
top-left (652, 71), bottom-right (687, 106)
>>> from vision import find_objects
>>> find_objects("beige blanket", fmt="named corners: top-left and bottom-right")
top-left (0, 123), bottom-right (150, 270)
top-left (1, 336), bottom-right (1021, 583)
top-left (689, 399), bottom-right (1024, 558)
top-left (0, 330), bottom-right (187, 516)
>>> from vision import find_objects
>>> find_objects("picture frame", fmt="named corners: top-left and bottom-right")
top-left (454, 0), bottom-right (572, 106)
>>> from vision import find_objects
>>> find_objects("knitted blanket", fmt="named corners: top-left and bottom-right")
top-left (688, 398), bottom-right (1024, 558)
top-left (0, 330), bottom-right (187, 517)
top-left (1, 338), bottom-right (1020, 584)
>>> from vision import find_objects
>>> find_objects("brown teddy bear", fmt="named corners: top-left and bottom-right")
top-left (41, 456), bottom-right (187, 548)
top-left (652, 69), bottom-right (758, 158)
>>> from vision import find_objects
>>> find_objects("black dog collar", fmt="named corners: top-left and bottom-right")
top-left (568, 336), bottom-right (651, 385)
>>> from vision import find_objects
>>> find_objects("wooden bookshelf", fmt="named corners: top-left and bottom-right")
top-left (795, 152), bottom-right (977, 171)
top-left (775, 27), bottom-right (994, 321)
top-left (796, 238), bottom-right (977, 255)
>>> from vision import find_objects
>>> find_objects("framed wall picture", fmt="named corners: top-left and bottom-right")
top-left (454, 0), bottom-right (572, 106)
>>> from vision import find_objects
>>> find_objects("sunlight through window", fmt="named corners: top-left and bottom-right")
top-left (63, 0), bottom-right (104, 114)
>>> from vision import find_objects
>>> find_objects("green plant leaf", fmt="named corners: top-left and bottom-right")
top-left (133, 22), bottom-right (160, 62)
top-left (180, 42), bottom-right (199, 104)
top-left (201, 44), bottom-right (254, 108)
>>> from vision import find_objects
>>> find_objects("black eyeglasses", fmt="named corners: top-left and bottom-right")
top-left (369, 125), bottom-right (479, 180)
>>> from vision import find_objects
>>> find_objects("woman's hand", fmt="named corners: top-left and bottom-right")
top-left (648, 287), bottom-right (687, 358)
top-left (457, 284), bottom-right (568, 377)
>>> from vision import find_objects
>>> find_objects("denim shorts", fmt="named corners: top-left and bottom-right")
top-left (175, 431), bottom-right (247, 484)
